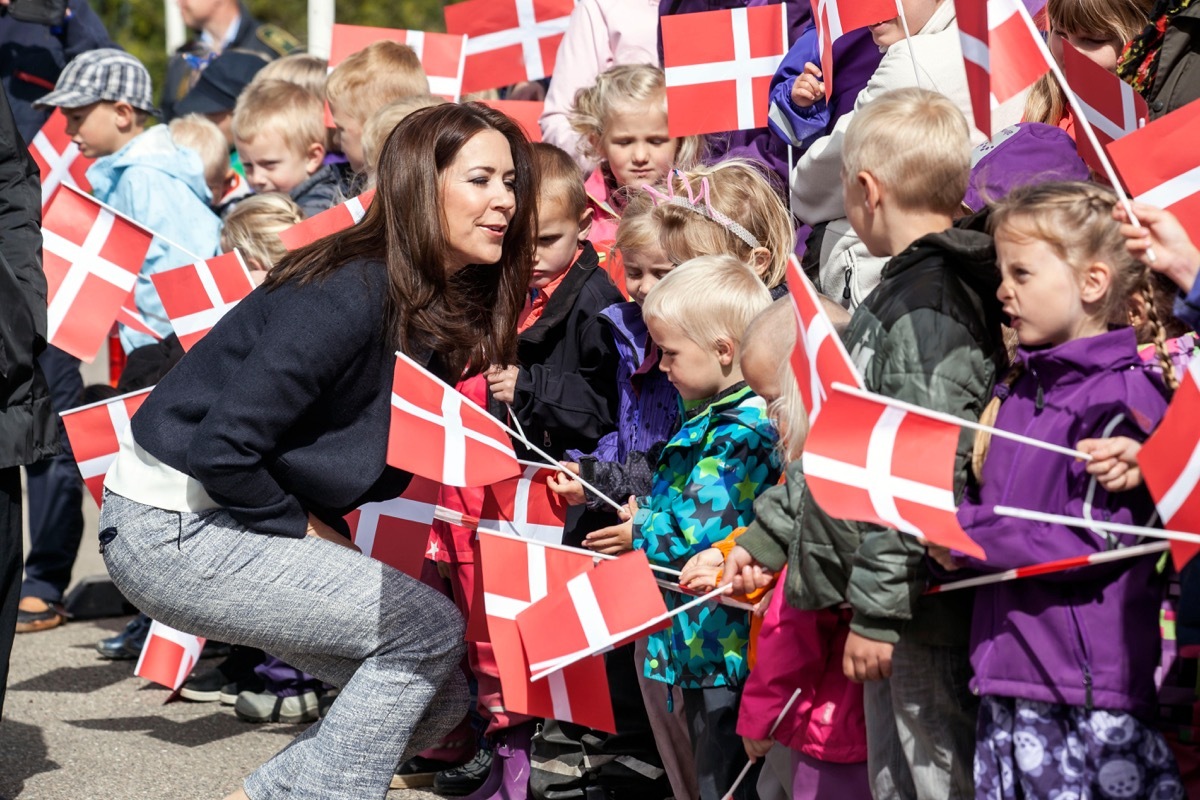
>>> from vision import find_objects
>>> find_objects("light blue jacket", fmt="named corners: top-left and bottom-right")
top-left (87, 125), bottom-right (221, 352)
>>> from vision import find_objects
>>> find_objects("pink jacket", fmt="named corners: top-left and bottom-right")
top-left (737, 568), bottom-right (867, 764)
top-left (540, 0), bottom-right (662, 172)
top-left (584, 168), bottom-right (629, 296)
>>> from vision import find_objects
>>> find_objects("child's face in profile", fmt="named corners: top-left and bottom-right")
top-left (623, 245), bottom-right (675, 306)
top-left (330, 104), bottom-right (365, 174)
top-left (646, 317), bottom-right (729, 402)
top-left (63, 101), bottom-right (127, 158)
top-left (531, 197), bottom-right (591, 289)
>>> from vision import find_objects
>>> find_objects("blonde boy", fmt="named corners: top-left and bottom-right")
top-left (361, 96), bottom-right (445, 184)
top-left (728, 87), bottom-right (1005, 799)
top-left (169, 113), bottom-right (234, 210)
top-left (233, 78), bottom-right (339, 217)
top-left (325, 41), bottom-right (429, 174)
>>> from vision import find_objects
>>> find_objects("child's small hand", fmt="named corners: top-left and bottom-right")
top-left (790, 62), bottom-right (824, 109)
top-left (752, 587), bottom-right (774, 618)
top-left (680, 548), bottom-right (725, 591)
top-left (720, 545), bottom-right (775, 594)
top-left (547, 462), bottom-right (587, 506)
top-left (486, 365), bottom-right (520, 405)
top-left (925, 543), bottom-right (961, 572)
top-left (1114, 201), bottom-right (1200, 292)
top-left (743, 736), bottom-right (774, 762)
top-left (843, 631), bottom-right (893, 682)
top-left (1076, 436), bottom-right (1144, 493)
top-left (584, 496), bottom-right (636, 554)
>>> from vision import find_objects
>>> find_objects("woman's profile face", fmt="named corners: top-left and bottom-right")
top-left (440, 129), bottom-right (518, 275)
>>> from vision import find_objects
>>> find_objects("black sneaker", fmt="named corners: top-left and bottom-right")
top-left (433, 748), bottom-right (493, 796)
top-left (95, 612), bottom-right (150, 660)
top-left (180, 646), bottom-right (265, 703)
top-left (393, 754), bottom-right (466, 790)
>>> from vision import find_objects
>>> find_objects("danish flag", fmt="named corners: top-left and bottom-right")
top-left (478, 529), bottom-right (616, 732)
top-left (135, 620), bottom-right (206, 691)
top-left (388, 352), bottom-right (521, 487)
top-left (787, 255), bottom-right (862, 422)
top-left (60, 387), bottom-right (153, 506)
top-left (1106, 98), bottom-right (1200, 246)
top-left (346, 476), bottom-right (445, 578)
top-left (277, 189), bottom-right (376, 251)
top-left (480, 99), bottom-right (544, 142)
top-left (955, 0), bottom-right (1051, 136)
top-left (445, 0), bottom-right (574, 94)
top-left (809, 0), bottom-right (896, 103)
top-left (30, 108), bottom-right (93, 210)
top-left (480, 464), bottom-right (567, 543)
top-left (116, 304), bottom-right (164, 341)
top-left (802, 385), bottom-right (986, 559)
top-left (42, 185), bottom-right (155, 362)
top-left (1139, 357), bottom-right (1200, 569)
top-left (662, 5), bottom-right (789, 137)
top-left (330, 24), bottom-right (466, 100)
top-left (1060, 41), bottom-right (1147, 174)
top-left (516, 550), bottom-right (668, 673)
top-left (150, 250), bottom-right (256, 351)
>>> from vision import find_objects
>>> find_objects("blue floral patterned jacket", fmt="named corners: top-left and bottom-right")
top-left (633, 383), bottom-right (782, 688)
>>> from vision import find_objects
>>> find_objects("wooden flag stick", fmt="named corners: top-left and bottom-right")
top-left (720, 688), bottom-right (805, 800)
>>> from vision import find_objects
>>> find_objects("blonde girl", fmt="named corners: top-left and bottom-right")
top-left (219, 193), bottom-right (304, 281)
top-left (945, 182), bottom-right (1182, 800)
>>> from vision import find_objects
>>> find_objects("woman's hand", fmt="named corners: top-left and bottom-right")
top-left (790, 62), bottom-right (824, 109)
top-left (487, 365), bottom-right (520, 405)
top-left (743, 735), bottom-right (774, 762)
top-left (1114, 201), bottom-right (1200, 293)
top-left (306, 513), bottom-right (360, 553)
top-left (547, 462), bottom-right (587, 506)
top-left (720, 545), bottom-right (775, 594)
top-left (1077, 436), bottom-right (1144, 493)
top-left (680, 548), bottom-right (725, 592)
top-left (584, 496), bottom-right (636, 555)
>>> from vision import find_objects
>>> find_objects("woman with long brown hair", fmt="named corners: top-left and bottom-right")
top-left (95, 103), bottom-right (537, 799)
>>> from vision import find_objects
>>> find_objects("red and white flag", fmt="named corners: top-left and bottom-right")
top-left (955, 0), bottom-right (1050, 136)
top-left (480, 464), bottom-right (567, 543)
top-left (445, 0), bottom-right (574, 94)
top-left (116, 304), bottom-right (164, 341)
top-left (480, 99), bottom-right (544, 142)
top-left (1106, 98), bottom-right (1200, 245)
top-left (30, 108), bottom-right (93, 210)
top-left (150, 250), bottom-right (256, 351)
top-left (135, 620), bottom-right (205, 691)
top-left (1060, 41), bottom-right (1147, 174)
top-left (1140, 357), bottom-right (1200, 569)
top-left (809, 0), bottom-right (895, 102)
top-left (60, 387), bottom-right (153, 506)
top-left (346, 476), bottom-right (445, 578)
top-left (277, 189), bottom-right (376, 251)
top-left (330, 24), bottom-right (466, 100)
top-left (787, 255), bottom-right (862, 422)
top-left (516, 550), bottom-right (668, 673)
top-left (43, 185), bottom-right (155, 361)
top-left (478, 529), bottom-right (615, 732)
top-left (388, 352), bottom-right (521, 487)
top-left (802, 386), bottom-right (986, 559)
top-left (662, 5), bottom-right (788, 137)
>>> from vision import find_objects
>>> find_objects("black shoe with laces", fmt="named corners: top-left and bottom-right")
top-left (432, 748), bottom-right (493, 796)
top-left (95, 612), bottom-right (151, 660)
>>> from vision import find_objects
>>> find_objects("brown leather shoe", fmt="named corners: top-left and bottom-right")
top-left (15, 596), bottom-right (67, 633)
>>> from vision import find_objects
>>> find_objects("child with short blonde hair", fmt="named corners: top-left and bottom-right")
top-left (251, 52), bottom-right (330, 98)
top-left (169, 113), bottom-right (234, 211)
top-left (233, 78), bottom-right (340, 217)
top-left (219, 193), bottom-right (304, 279)
top-left (326, 41), bottom-right (430, 174)
top-left (361, 95), bottom-right (446, 184)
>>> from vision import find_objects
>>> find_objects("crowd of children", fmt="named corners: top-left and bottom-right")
top-left (14, 0), bottom-right (1200, 797)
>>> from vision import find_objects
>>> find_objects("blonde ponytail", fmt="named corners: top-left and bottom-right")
top-left (972, 366), bottom-right (1024, 482)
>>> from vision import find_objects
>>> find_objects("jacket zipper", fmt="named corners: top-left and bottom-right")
top-left (843, 266), bottom-right (853, 301)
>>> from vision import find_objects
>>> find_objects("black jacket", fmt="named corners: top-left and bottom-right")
top-left (0, 88), bottom-right (57, 468)
top-left (498, 242), bottom-right (624, 460)
top-left (0, 0), bottom-right (114, 143)
top-left (161, 4), bottom-right (298, 121)
top-left (130, 258), bottom-right (446, 539)
top-left (290, 164), bottom-right (345, 219)
top-left (1146, 3), bottom-right (1200, 119)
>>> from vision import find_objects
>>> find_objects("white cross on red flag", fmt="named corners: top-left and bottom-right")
top-left (802, 385), bottom-right (986, 559)
top-left (480, 464), bottom-right (567, 544)
top-left (954, 0), bottom-right (1050, 136)
top-left (478, 529), bottom-right (615, 732)
top-left (30, 108), bottom-right (93, 210)
top-left (389, 352), bottom-right (521, 487)
top-left (662, 5), bottom-right (788, 137)
top-left (1106, 98), bottom-right (1200, 246)
top-left (346, 476), bottom-right (445, 578)
top-left (787, 255), bottom-right (862, 422)
top-left (116, 304), bottom-right (164, 342)
top-left (330, 24), bottom-right (466, 101)
top-left (1139, 357), bottom-right (1200, 569)
top-left (809, 0), bottom-right (895, 103)
top-left (516, 550), bottom-right (668, 674)
top-left (150, 250), bottom-right (256, 351)
top-left (135, 620), bottom-right (206, 691)
top-left (60, 387), bottom-right (153, 506)
top-left (277, 189), bottom-right (375, 251)
top-left (445, 0), bottom-right (574, 95)
top-left (1060, 41), bottom-right (1147, 174)
top-left (42, 185), bottom-right (155, 361)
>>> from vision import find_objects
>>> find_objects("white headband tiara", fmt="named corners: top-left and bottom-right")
top-left (641, 172), bottom-right (762, 250)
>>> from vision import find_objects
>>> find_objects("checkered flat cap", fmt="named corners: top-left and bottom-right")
top-left (35, 48), bottom-right (160, 116)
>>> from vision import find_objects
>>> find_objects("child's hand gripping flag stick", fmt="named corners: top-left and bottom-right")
top-left (720, 688), bottom-right (805, 800)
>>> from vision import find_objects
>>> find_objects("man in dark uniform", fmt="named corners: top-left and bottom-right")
top-left (162, 0), bottom-right (298, 121)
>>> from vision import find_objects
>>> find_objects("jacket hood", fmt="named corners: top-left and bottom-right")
top-left (88, 125), bottom-right (212, 204)
top-left (884, 226), bottom-right (1000, 305)
top-left (1014, 328), bottom-right (1144, 389)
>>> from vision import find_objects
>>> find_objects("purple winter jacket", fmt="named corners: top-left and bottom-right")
top-left (956, 328), bottom-right (1170, 718)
